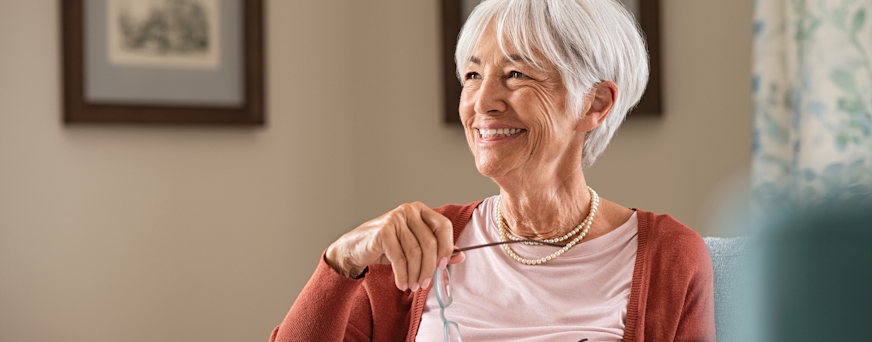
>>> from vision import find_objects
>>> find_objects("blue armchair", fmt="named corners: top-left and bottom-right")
top-left (703, 236), bottom-right (753, 342)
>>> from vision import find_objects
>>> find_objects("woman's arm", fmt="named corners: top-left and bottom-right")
top-left (269, 253), bottom-right (373, 342)
top-left (673, 243), bottom-right (716, 342)
top-left (629, 211), bottom-right (716, 342)
top-left (270, 203), bottom-right (465, 341)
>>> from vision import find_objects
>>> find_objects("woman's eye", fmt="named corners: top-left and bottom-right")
top-left (465, 72), bottom-right (481, 80)
top-left (509, 71), bottom-right (525, 78)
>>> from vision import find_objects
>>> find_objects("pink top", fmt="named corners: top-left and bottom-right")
top-left (417, 195), bottom-right (638, 341)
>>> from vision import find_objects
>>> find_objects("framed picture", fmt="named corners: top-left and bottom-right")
top-left (62, 0), bottom-right (264, 125)
top-left (440, 0), bottom-right (662, 124)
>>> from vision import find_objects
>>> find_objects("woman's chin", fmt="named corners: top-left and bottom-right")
top-left (474, 160), bottom-right (514, 180)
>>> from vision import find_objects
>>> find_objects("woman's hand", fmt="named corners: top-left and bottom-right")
top-left (325, 202), bottom-right (462, 291)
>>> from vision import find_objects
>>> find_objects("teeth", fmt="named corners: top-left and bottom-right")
top-left (479, 128), bottom-right (523, 138)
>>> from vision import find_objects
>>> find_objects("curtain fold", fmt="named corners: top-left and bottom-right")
top-left (752, 0), bottom-right (872, 214)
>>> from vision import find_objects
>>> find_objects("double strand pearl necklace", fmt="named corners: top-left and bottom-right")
top-left (503, 187), bottom-right (600, 244)
top-left (495, 186), bottom-right (600, 265)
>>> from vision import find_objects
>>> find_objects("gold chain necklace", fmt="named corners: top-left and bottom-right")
top-left (494, 187), bottom-right (599, 265)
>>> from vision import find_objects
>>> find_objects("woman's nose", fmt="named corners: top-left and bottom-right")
top-left (473, 77), bottom-right (507, 114)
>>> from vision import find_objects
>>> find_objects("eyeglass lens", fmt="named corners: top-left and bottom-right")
top-left (435, 266), bottom-right (462, 342)
top-left (444, 321), bottom-right (462, 342)
top-left (435, 267), bottom-right (452, 307)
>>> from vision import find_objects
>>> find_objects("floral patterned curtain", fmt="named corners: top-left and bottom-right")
top-left (753, 0), bottom-right (872, 214)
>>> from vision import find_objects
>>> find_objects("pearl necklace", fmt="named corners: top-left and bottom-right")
top-left (503, 187), bottom-right (600, 244)
top-left (495, 186), bottom-right (599, 265)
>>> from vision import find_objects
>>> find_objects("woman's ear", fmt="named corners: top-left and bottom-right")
top-left (577, 81), bottom-right (618, 132)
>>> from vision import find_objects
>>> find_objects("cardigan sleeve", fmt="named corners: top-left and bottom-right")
top-left (633, 211), bottom-right (716, 342)
top-left (673, 236), bottom-right (717, 342)
top-left (269, 252), bottom-right (374, 342)
top-left (269, 201), bottom-right (480, 342)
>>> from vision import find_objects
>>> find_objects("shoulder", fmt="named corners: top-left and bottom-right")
top-left (636, 209), bottom-right (706, 248)
top-left (432, 200), bottom-right (483, 226)
top-left (433, 200), bottom-right (484, 242)
top-left (635, 209), bottom-right (712, 274)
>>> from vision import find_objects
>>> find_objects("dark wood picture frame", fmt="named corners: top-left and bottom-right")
top-left (62, 0), bottom-right (264, 125)
top-left (441, 0), bottom-right (662, 124)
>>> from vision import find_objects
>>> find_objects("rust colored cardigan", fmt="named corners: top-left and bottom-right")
top-left (270, 201), bottom-right (716, 342)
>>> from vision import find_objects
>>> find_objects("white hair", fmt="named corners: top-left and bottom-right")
top-left (455, 0), bottom-right (649, 168)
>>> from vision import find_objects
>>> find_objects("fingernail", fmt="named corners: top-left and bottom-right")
top-left (411, 282), bottom-right (420, 292)
top-left (438, 257), bottom-right (448, 269)
top-left (421, 278), bottom-right (432, 289)
top-left (401, 283), bottom-right (408, 291)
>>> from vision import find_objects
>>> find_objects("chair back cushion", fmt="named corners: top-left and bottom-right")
top-left (703, 236), bottom-right (753, 342)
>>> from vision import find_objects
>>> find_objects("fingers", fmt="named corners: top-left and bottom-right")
top-left (379, 227), bottom-right (411, 291)
top-left (387, 202), bottom-right (455, 292)
top-left (420, 207), bottom-right (456, 265)
top-left (415, 206), bottom-right (455, 289)
top-left (402, 210), bottom-right (432, 291)
top-left (331, 202), bottom-right (455, 292)
top-left (375, 203), bottom-right (431, 291)
top-left (448, 251), bottom-right (465, 265)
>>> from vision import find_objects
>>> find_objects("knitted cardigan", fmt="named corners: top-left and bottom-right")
top-left (270, 201), bottom-right (716, 342)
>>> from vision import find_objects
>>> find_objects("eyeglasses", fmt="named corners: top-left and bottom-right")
top-left (433, 240), bottom-right (566, 342)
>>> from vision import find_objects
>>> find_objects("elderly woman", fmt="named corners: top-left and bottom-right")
top-left (271, 0), bottom-right (714, 341)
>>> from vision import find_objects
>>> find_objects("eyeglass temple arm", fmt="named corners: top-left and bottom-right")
top-left (454, 240), bottom-right (566, 254)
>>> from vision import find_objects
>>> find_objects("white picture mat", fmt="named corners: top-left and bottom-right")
top-left (84, 0), bottom-right (243, 107)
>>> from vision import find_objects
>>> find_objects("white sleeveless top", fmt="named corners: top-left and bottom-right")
top-left (416, 196), bottom-right (638, 341)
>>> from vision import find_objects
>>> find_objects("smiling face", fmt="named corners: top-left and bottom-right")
top-left (460, 27), bottom-right (589, 185)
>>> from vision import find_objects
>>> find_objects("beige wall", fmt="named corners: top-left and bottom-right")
top-left (0, 0), bottom-right (751, 341)
top-left (0, 1), bottom-right (357, 341)
top-left (349, 1), bottom-right (499, 220)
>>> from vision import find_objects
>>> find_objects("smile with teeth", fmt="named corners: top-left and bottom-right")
top-left (478, 128), bottom-right (524, 138)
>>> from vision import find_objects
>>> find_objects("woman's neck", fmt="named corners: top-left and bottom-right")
top-left (495, 168), bottom-right (593, 240)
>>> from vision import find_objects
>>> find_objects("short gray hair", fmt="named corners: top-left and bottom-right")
top-left (456, 0), bottom-right (649, 168)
